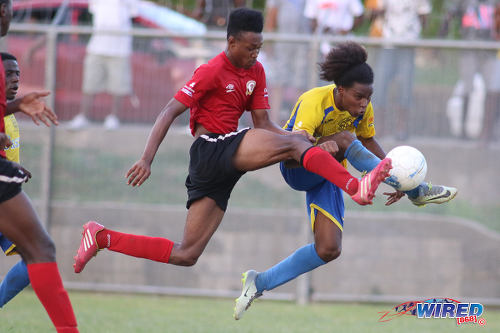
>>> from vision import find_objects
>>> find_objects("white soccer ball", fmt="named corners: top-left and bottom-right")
top-left (386, 145), bottom-right (427, 191)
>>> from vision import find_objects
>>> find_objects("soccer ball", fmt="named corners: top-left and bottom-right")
top-left (385, 146), bottom-right (427, 191)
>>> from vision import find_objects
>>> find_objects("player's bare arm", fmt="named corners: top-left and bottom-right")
top-left (0, 132), bottom-right (11, 150)
top-left (251, 109), bottom-right (290, 134)
top-left (6, 91), bottom-right (58, 126)
top-left (358, 135), bottom-right (405, 205)
top-left (251, 108), bottom-right (315, 142)
top-left (126, 98), bottom-right (187, 187)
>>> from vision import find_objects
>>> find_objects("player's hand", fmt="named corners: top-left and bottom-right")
top-left (18, 91), bottom-right (59, 126)
top-left (318, 141), bottom-right (339, 156)
top-left (294, 129), bottom-right (315, 143)
top-left (383, 190), bottom-right (405, 206)
top-left (126, 159), bottom-right (151, 187)
top-left (0, 133), bottom-right (12, 150)
top-left (10, 161), bottom-right (32, 182)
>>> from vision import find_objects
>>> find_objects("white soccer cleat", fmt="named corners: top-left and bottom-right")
top-left (409, 184), bottom-right (458, 207)
top-left (234, 270), bottom-right (262, 320)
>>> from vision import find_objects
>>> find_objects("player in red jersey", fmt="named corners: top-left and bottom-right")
top-left (0, 1), bottom-right (79, 331)
top-left (73, 8), bottom-right (391, 275)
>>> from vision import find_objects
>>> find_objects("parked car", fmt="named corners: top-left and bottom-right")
top-left (7, 0), bottom-right (209, 123)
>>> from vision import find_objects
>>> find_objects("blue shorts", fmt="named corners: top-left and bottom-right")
top-left (280, 162), bottom-right (345, 232)
top-left (0, 233), bottom-right (17, 256)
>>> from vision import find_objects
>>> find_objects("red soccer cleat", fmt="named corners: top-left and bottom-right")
top-left (73, 221), bottom-right (104, 273)
top-left (351, 158), bottom-right (392, 205)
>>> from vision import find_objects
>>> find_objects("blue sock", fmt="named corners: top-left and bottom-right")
top-left (255, 243), bottom-right (326, 292)
top-left (344, 140), bottom-right (427, 197)
top-left (344, 139), bottom-right (380, 173)
top-left (404, 182), bottom-right (425, 199)
top-left (0, 260), bottom-right (30, 308)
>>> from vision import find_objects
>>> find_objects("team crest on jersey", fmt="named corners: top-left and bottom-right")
top-left (337, 118), bottom-right (353, 131)
top-left (246, 80), bottom-right (256, 96)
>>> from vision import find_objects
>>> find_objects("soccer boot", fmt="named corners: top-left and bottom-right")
top-left (73, 221), bottom-right (104, 273)
top-left (234, 270), bottom-right (262, 320)
top-left (351, 158), bottom-right (392, 205)
top-left (409, 183), bottom-right (458, 207)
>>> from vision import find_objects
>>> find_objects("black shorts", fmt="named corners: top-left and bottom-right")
top-left (0, 158), bottom-right (27, 204)
top-left (186, 128), bottom-right (249, 211)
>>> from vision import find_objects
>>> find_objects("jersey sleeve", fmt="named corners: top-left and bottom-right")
top-left (174, 65), bottom-right (215, 108)
top-left (283, 95), bottom-right (324, 135)
top-left (247, 64), bottom-right (270, 110)
top-left (355, 103), bottom-right (376, 138)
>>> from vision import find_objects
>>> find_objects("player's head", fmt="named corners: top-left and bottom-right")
top-left (0, 0), bottom-right (12, 37)
top-left (226, 8), bottom-right (263, 69)
top-left (319, 42), bottom-right (374, 117)
top-left (1, 52), bottom-right (19, 100)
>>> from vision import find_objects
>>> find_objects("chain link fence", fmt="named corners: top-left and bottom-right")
top-left (1, 24), bottom-right (499, 304)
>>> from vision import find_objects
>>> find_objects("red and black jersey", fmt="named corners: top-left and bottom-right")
top-left (174, 52), bottom-right (270, 136)
top-left (0, 61), bottom-right (7, 159)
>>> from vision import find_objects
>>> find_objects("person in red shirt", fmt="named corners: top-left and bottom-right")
top-left (0, 1), bottom-right (79, 331)
top-left (73, 8), bottom-right (391, 284)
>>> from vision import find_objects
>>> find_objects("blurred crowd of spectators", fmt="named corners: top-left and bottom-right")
top-left (185, 0), bottom-right (500, 41)
top-left (196, 0), bottom-right (496, 142)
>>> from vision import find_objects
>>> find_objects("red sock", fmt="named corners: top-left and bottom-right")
top-left (27, 262), bottom-right (78, 333)
top-left (96, 229), bottom-right (174, 263)
top-left (301, 146), bottom-right (359, 195)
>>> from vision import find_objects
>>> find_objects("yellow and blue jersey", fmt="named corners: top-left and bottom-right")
top-left (283, 83), bottom-right (376, 144)
top-left (1, 114), bottom-right (20, 255)
top-left (4, 114), bottom-right (20, 163)
top-left (281, 84), bottom-right (377, 232)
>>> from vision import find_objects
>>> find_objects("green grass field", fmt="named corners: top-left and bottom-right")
top-left (1, 291), bottom-right (499, 332)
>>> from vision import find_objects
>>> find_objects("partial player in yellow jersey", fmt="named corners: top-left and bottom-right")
top-left (234, 42), bottom-right (458, 319)
top-left (3, 52), bottom-right (19, 163)
top-left (0, 52), bottom-right (31, 309)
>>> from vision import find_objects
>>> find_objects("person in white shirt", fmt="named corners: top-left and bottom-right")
top-left (371, 0), bottom-right (431, 140)
top-left (304, 0), bottom-right (363, 35)
top-left (303, 0), bottom-right (364, 56)
top-left (69, 0), bottom-right (139, 130)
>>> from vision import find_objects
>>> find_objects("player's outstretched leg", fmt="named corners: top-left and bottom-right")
top-left (234, 270), bottom-right (262, 320)
top-left (351, 158), bottom-right (392, 205)
top-left (344, 139), bottom-right (458, 205)
top-left (74, 220), bottom-right (179, 273)
top-left (406, 183), bottom-right (458, 207)
top-left (73, 221), bottom-right (104, 273)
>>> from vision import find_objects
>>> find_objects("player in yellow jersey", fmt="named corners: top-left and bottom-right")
top-left (3, 52), bottom-right (19, 163)
top-left (234, 42), bottom-right (458, 319)
top-left (0, 52), bottom-right (31, 308)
